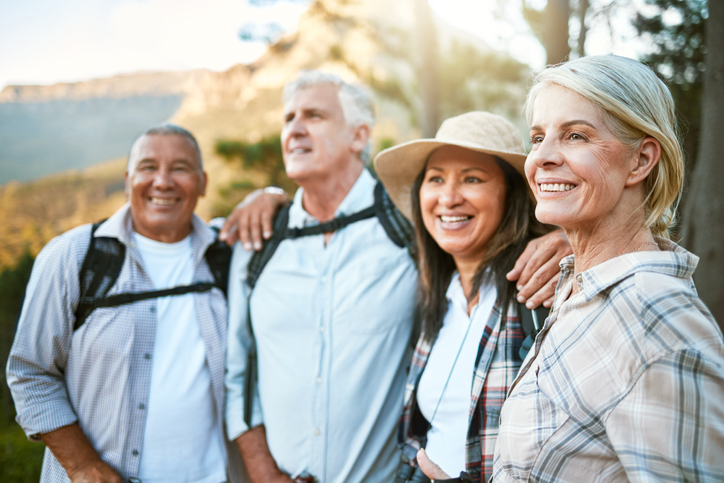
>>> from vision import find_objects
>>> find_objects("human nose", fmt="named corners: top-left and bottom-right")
top-left (439, 180), bottom-right (463, 207)
top-left (152, 165), bottom-right (174, 189)
top-left (528, 136), bottom-right (564, 170)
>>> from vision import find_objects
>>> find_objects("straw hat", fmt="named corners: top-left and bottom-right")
top-left (374, 111), bottom-right (528, 220)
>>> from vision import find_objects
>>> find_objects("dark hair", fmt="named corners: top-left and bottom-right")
top-left (411, 154), bottom-right (549, 342)
top-left (128, 123), bottom-right (203, 171)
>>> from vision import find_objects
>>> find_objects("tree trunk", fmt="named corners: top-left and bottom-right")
top-left (578, 0), bottom-right (589, 57)
top-left (545, 0), bottom-right (571, 65)
top-left (682, 0), bottom-right (724, 329)
top-left (414, 0), bottom-right (441, 138)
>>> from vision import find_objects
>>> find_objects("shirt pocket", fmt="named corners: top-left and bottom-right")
top-left (497, 369), bottom-right (570, 481)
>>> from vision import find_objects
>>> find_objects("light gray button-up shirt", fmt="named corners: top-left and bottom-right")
top-left (225, 170), bottom-right (418, 483)
top-left (7, 204), bottom-right (235, 482)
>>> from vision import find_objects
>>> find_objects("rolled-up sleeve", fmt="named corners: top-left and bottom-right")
top-left (6, 227), bottom-right (90, 440)
top-left (606, 347), bottom-right (724, 482)
top-left (224, 242), bottom-right (264, 441)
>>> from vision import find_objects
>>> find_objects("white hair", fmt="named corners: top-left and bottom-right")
top-left (524, 55), bottom-right (684, 238)
top-left (284, 70), bottom-right (375, 163)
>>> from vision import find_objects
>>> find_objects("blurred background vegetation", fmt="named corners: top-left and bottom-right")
top-left (0, 0), bottom-right (719, 478)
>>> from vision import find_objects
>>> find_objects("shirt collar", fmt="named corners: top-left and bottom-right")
top-left (557, 237), bottom-right (699, 302)
top-left (288, 168), bottom-right (376, 228)
top-left (94, 203), bottom-right (215, 260)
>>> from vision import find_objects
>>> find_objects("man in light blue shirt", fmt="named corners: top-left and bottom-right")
top-left (224, 71), bottom-right (417, 483)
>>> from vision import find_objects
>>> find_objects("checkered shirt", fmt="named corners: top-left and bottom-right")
top-left (399, 296), bottom-right (524, 483)
top-left (493, 238), bottom-right (724, 482)
top-left (6, 204), bottom-right (240, 482)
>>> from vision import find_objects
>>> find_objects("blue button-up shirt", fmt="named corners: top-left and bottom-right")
top-left (225, 170), bottom-right (418, 483)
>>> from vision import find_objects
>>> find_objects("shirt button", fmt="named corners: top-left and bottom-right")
top-left (314, 429), bottom-right (321, 436)
top-left (149, 306), bottom-right (156, 313)
top-left (316, 378), bottom-right (322, 384)
top-left (319, 326), bottom-right (324, 332)
top-left (321, 276), bottom-right (327, 283)
top-left (144, 353), bottom-right (151, 360)
top-left (138, 403), bottom-right (145, 410)
top-left (132, 449), bottom-right (139, 456)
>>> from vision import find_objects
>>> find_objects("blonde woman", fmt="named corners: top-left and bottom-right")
top-left (494, 55), bottom-right (724, 482)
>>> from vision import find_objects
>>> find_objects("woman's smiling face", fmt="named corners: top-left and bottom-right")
top-left (419, 145), bottom-right (507, 264)
top-left (525, 85), bottom-right (635, 232)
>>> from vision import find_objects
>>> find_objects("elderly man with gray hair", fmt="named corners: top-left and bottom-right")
top-left (223, 70), bottom-right (417, 483)
top-left (8, 124), bottom-right (245, 483)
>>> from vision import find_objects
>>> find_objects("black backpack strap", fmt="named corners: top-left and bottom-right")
top-left (75, 222), bottom-right (231, 332)
top-left (518, 304), bottom-right (549, 360)
top-left (243, 203), bottom-right (291, 427)
top-left (75, 221), bottom-right (125, 331)
top-left (373, 182), bottom-right (417, 258)
top-left (205, 227), bottom-right (232, 297)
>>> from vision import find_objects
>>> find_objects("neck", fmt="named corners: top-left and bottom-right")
top-left (299, 162), bottom-right (364, 222)
top-left (565, 211), bottom-right (657, 278)
top-left (454, 255), bottom-right (483, 303)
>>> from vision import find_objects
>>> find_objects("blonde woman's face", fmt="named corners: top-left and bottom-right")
top-left (419, 145), bottom-right (507, 265)
top-left (525, 85), bottom-right (637, 232)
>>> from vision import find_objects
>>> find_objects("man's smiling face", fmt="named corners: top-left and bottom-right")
top-left (125, 133), bottom-right (207, 243)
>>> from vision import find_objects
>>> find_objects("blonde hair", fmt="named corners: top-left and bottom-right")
top-left (524, 55), bottom-right (684, 237)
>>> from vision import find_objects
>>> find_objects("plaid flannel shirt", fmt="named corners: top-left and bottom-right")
top-left (493, 238), bottom-right (724, 482)
top-left (399, 295), bottom-right (524, 483)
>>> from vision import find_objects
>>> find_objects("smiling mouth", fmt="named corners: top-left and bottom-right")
top-left (149, 197), bottom-right (178, 205)
top-left (539, 183), bottom-right (576, 192)
top-left (439, 215), bottom-right (471, 223)
top-left (290, 147), bottom-right (312, 154)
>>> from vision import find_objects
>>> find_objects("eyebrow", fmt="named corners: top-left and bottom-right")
top-left (530, 119), bottom-right (597, 131)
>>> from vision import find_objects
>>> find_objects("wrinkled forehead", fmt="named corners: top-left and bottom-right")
top-left (128, 134), bottom-right (201, 171)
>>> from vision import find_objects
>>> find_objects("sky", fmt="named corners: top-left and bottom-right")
top-left (0, 0), bottom-right (649, 90)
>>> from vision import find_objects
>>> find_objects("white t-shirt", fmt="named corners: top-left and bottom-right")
top-left (417, 273), bottom-right (497, 477)
top-left (134, 233), bottom-right (226, 483)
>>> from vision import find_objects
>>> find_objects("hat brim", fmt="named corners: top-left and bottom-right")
top-left (374, 138), bottom-right (529, 220)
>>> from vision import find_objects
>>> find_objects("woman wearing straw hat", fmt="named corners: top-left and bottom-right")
top-left (375, 111), bottom-right (554, 483)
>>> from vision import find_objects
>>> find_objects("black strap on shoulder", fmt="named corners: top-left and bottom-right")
top-left (74, 221), bottom-right (231, 332)
top-left (518, 304), bottom-right (550, 360)
top-left (374, 181), bottom-right (416, 257)
top-left (75, 222), bottom-right (126, 331)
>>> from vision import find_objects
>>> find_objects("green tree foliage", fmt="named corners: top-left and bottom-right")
top-left (216, 136), bottom-right (290, 188)
top-left (0, 252), bottom-right (45, 480)
top-left (633, 0), bottom-right (708, 186)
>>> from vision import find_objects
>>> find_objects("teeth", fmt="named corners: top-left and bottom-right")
top-left (540, 183), bottom-right (575, 192)
top-left (291, 148), bottom-right (310, 154)
top-left (440, 215), bottom-right (470, 223)
top-left (150, 197), bottom-right (175, 205)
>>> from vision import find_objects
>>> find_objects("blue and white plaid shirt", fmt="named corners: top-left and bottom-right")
top-left (7, 204), bottom-right (244, 482)
top-left (493, 238), bottom-right (724, 482)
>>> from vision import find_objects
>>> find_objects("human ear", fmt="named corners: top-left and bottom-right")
top-left (350, 124), bottom-right (371, 155)
top-left (625, 137), bottom-right (661, 187)
top-left (200, 171), bottom-right (208, 197)
top-left (124, 171), bottom-right (130, 198)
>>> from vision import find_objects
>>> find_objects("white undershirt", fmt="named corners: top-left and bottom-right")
top-left (417, 273), bottom-right (497, 477)
top-left (134, 233), bottom-right (226, 483)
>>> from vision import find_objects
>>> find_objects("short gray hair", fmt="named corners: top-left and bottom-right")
top-left (524, 55), bottom-right (684, 238)
top-left (128, 123), bottom-right (203, 172)
top-left (284, 70), bottom-right (375, 163)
